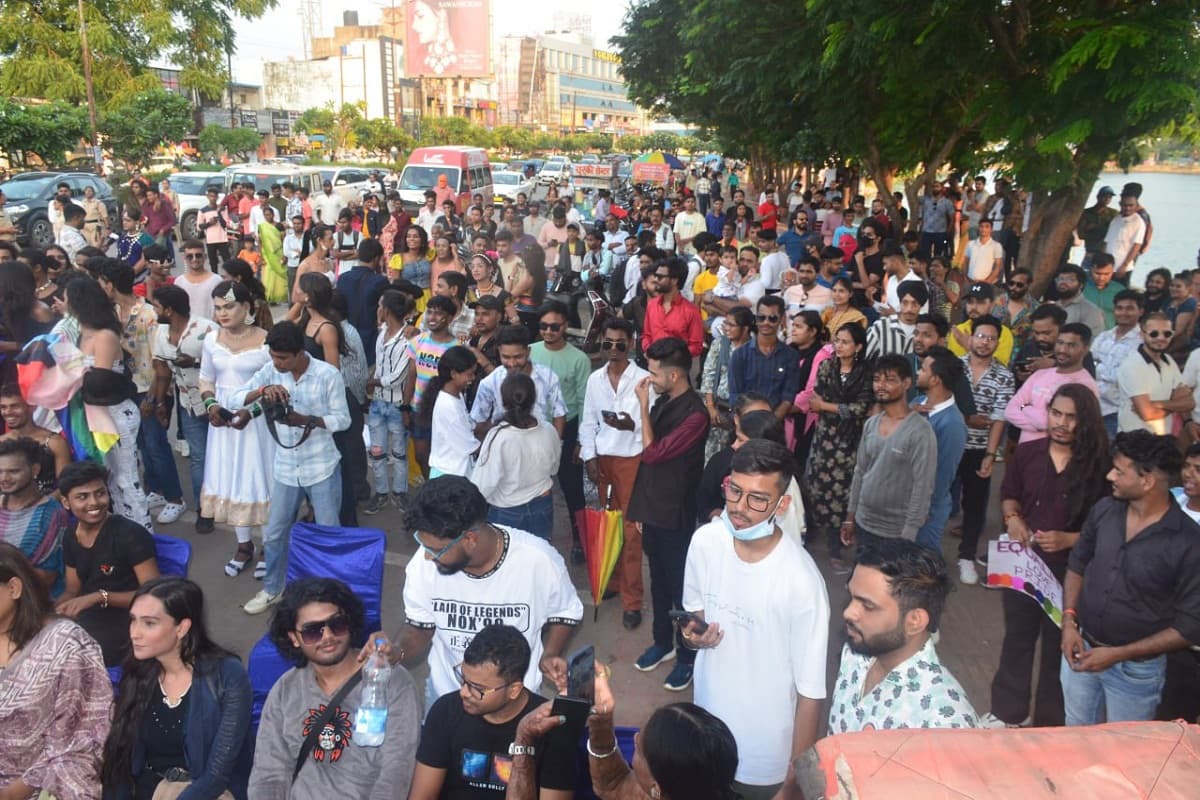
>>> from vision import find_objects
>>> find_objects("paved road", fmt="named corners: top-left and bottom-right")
top-left (157, 447), bottom-right (1011, 729)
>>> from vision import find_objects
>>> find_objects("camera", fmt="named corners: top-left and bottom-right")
top-left (261, 398), bottom-right (293, 423)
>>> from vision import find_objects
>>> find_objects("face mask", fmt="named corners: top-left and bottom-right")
top-left (719, 497), bottom-right (784, 541)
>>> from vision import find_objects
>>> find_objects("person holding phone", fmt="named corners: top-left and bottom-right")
top-left (409, 625), bottom-right (574, 800)
top-left (681, 440), bottom-right (829, 800)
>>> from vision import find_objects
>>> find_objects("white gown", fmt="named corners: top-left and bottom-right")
top-left (198, 337), bottom-right (274, 526)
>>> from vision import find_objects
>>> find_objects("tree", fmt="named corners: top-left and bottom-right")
top-left (197, 124), bottom-right (262, 160)
top-left (100, 88), bottom-right (194, 166)
top-left (353, 118), bottom-right (414, 157)
top-left (0, 99), bottom-right (89, 167)
top-left (293, 107), bottom-right (336, 136)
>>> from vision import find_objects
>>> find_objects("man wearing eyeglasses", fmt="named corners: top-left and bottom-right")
top-left (410, 624), bottom-right (575, 800)
top-left (726, 296), bottom-right (801, 421)
top-left (642, 255), bottom-right (704, 358)
top-left (251, 577), bottom-right (420, 799)
top-left (580, 318), bottom-right (651, 630)
top-left (1116, 313), bottom-right (1193, 435)
top-left (174, 238), bottom-right (222, 321)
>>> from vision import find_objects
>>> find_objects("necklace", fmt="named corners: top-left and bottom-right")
top-left (159, 676), bottom-right (192, 709)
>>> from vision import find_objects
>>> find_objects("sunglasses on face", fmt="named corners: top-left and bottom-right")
top-left (756, 314), bottom-right (780, 323)
top-left (1145, 330), bottom-right (1172, 339)
top-left (600, 339), bottom-right (628, 351)
top-left (539, 322), bottom-right (563, 332)
top-left (184, 252), bottom-right (206, 260)
top-left (412, 529), bottom-right (465, 560)
top-left (296, 613), bottom-right (350, 645)
top-left (1008, 282), bottom-right (1028, 289)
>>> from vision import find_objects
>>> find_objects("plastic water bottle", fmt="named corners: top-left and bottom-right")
top-left (354, 637), bottom-right (390, 746)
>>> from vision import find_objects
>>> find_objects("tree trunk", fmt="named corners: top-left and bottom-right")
top-left (1018, 184), bottom-right (1089, 296)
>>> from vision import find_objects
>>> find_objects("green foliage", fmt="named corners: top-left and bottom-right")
top-left (353, 118), bottom-right (415, 156)
top-left (100, 89), bottom-right (194, 166)
top-left (197, 124), bottom-right (262, 160)
top-left (0, 99), bottom-right (90, 167)
top-left (292, 107), bottom-right (336, 135)
top-left (0, 0), bottom-right (276, 109)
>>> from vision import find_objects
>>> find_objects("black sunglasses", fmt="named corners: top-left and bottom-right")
top-left (756, 314), bottom-right (780, 323)
top-left (296, 613), bottom-right (350, 644)
top-left (539, 322), bottom-right (563, 332)
top-left (601, 340), bottom-right (628, 351)
top-left (1145, 330), bottom-right (1172, 339)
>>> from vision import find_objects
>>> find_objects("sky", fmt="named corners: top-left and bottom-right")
top-left (230, 0), bottom-right (631, 85)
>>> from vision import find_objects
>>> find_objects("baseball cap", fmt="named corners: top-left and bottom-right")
top-left (470, 294), bottom-right (506, 312)
top-left (966, 283), bottom-right (995, 301)
top-left (1098, 186), bottom-right (1115, 197)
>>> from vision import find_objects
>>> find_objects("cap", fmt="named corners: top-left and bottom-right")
top-left (966, 283), bottom-right (995, 301)
top-left (470, 294), bottom-right (506, 312)
top-left (1098, 185), bottom-right (1115, 197)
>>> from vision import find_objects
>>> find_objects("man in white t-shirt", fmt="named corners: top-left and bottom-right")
top-left (1104, 192), bottom-right (1147, 282)
top-left (964, 219), bottom-right (1005, 284)
top-left (756, 228), bottom-right (790, 293)
top-left (1117, 313), bottom-right (1192, 435)
top-left (174, 238), bottom-right (223, 321)
top-left (682, 440), bottom-right (829, 799)
top-left (380, 476), bottom-right (584, 710)
top-left (672, 194), bottom-right (706, 255)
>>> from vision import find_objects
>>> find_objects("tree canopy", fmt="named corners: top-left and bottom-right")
top-left (101, 89), bottom-right (194, 167)
top-left (198, 123), bottom-right (262, 161)
top-left (0, 99), bottom-right (89, 167)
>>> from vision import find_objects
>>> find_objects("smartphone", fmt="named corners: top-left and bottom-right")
top-left (217, 407), bottom-right (235, 423)
top-left (601, 410), bottom-right (619, 423)
top-left (668, 609), bottom-right (709, 634)
top-left (567, 645), bottom-right (596, 704)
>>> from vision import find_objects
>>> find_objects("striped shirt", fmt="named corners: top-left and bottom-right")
top-left (961, 355), bottom-right (1015, 450)
top-left (865, 316), bottom-right (915, 359)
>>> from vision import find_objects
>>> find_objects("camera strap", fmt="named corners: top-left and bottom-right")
top-left (265, 414), bottom-right (317, 450)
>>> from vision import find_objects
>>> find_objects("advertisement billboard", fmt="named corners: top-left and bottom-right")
top-left (405, 0), bottom-right (491, 77)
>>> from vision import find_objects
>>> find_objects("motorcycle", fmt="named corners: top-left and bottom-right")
top-left (544, 270), bottom-right (612, 353)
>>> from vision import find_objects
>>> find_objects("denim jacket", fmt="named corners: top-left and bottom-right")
top-left (114, 655), bottom-right (254, 800)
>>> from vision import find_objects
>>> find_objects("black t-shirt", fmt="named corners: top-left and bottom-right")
top-left (417, 692), bottom-right (575, 799)
top-left (63, 514), bottom-right (156, 593)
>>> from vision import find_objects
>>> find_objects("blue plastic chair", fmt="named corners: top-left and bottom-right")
top-left (247, 523), bottom-right (387, 727)
top-left (154, 534), bottom-right (192, 577)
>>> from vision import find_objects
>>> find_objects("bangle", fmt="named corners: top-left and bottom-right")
top-left (98, 589), bottom-right (109, 609)
top-left (1064, 608), bottom-right (1077, 618)
top-left (250, 403), bottom-right (263, 418)
top-left (586, 738), bottom-right (619, 758)
top-left (203, 398), bottom-right (217, 409)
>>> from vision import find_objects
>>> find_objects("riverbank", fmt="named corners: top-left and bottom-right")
top-left (1103, 163), bottom-right (1200, 175)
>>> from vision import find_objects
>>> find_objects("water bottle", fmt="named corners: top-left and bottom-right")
top-left (354, 637), bottom-right (390, 747)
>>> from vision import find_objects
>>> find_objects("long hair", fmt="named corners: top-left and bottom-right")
top-left (519, 244), bottom-right (547, 304)
top-left (0, 261), bottom-right (35, 338)
top-left (418, 345), bottom-right (475, 424)
top-left (1053, 383), bottom-right (1111, 527)
top-left (101, 578), bottom-right (236, 791)
top-left (477, 371), bottom-right (538, 465)
top-left (297, 272), bottom-right (348, 357)
top-left (221, 258), bottom-right (268, 306)
top-left (0, 542), bottom-right (54, 652)
top-left (65, 275), bottom-right (121, 335)
top-left (641, 702), bottom-right (739, 800)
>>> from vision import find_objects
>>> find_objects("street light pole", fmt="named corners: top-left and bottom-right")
top-left (77, 0), bottom-right (101, 173)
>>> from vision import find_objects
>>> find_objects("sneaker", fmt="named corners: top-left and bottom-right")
top-left (144, 492), bottom-right (166, 509)
top-left (363, 493), bottom-right (388, 515)
top-left (156, 502), bottom-right (187, 524)
top-left (622, 610), bottom-right (642, 630)
top-left (663, 663), bottom-right (693, 692)
top-left (957, 558), bottom-right (979, 585)
top-left (173, 439), bottom-right (190, 458)
top-left (391, 492), bottom-right (408, 511)
top-left (979, 712), bottom-right (1030, 729)
top-left (243, 590), bottom-right (280, 615)
top-left (634, 644), bottom-right (675, 672)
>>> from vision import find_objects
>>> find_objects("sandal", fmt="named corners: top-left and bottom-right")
top-left (225, 543), bottom-right (255, 577)
top-left (254, 560), bottom-right (267, 580)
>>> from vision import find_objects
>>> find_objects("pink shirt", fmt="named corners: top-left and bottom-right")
top-left (1004, 367), bottom-right (1100, 442)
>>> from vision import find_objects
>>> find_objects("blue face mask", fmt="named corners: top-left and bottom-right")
top-left (720, 498), bottom-right (784, 542)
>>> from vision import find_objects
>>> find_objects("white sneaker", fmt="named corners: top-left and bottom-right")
top-left (958, 558), bottom-right (979, 585)
top-left (156, 502), bottom-right (187, 524)
top-left (173, 439), bottom-right (190, 457)
top-left (980, 712), bottom-right (1030, 729)
top-left (243, 590), bottom-right (281, 615)
top-left (144, 492), bottom-right (166, 509)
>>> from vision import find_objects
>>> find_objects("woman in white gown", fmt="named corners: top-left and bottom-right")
top-left (198, 280), bottom-right (274, 578)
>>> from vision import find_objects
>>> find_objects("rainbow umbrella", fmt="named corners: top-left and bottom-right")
top-left (632, 152), bottom-right (685, 185)
top-left (634, 151), bottom-right (686, 169)
top-left (574, 505), bottom-right (624, 621)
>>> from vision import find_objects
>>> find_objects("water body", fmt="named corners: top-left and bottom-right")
top-left (1088, 171), bottom-right (1199, 287)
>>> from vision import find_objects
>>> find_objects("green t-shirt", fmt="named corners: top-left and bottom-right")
top-left (530, 341), bottom-right (592, 421)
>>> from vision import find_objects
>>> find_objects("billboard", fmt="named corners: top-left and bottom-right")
top-left (405, 0), bottom-right (490, 77)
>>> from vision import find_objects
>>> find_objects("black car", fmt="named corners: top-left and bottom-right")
top-left (0, 172), bottom-right (120, 248)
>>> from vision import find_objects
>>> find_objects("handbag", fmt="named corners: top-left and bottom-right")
top-left (292, 670), bottom-right (363, 783)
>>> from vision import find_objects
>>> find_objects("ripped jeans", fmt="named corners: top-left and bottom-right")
top-left (367, 399), bottom-right (409, 496)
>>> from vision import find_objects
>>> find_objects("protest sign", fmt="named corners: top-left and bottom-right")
top-left (986, 537), bottom-right (1064, 627)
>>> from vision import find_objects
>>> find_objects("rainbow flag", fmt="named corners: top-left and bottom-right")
top-left (574, 506), bottom-right (625, 622)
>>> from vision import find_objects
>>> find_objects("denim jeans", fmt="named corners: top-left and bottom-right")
top-left (487, 493), bottom-right (553, 541)
top-left (135, 395), bottom-right (183, 502)
top-left (1060, 649), bottom-right (1167, 726)
top-left (262, 467), bottom-right (342, 596)
top-left (177, 409), bottom-right (210, 510)
top-left (367, 399), bottom-right (408, 495)
top-left (1103, 413), bottom-right (1119, 441)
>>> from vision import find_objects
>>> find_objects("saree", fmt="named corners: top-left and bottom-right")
top-left (257, 223), bottom-right (288, 304)
top-left (0, 619), bottom-right (112, 800)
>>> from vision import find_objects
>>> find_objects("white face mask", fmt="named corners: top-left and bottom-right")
top-left (719, 497), bottom-right (784, 541)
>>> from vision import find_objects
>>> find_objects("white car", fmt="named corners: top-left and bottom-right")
top-left (491, 170), bottom-right (535, 202)
top-left (320, 167), bottom-right (373, 205)
top-left (538, 158), bottom-right (573, 185)
top-left (168, 171), bottom-right (225, 240)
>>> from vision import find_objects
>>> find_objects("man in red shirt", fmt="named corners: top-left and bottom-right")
top-left (642, 256), bottom-right (704, 358)
top-left (757, 185), bottom-right (779, 233)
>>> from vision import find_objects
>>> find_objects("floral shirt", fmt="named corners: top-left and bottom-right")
top-left (827, 640), bottom-right (978, 734)
top-left (120, 297), bottom-right (160, 394)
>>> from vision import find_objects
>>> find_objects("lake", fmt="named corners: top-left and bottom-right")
top-left (1088, 171), bottom-right (1198, 287)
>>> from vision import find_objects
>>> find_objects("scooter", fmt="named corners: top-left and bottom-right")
top-left (544, 271), bottom-right (612, 353)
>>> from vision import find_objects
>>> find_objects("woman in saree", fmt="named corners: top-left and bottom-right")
top-left (256, 206), bottom-right (288, 305)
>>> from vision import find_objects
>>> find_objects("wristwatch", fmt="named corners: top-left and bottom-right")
top-left (508, 742), bottom-right (536, 757)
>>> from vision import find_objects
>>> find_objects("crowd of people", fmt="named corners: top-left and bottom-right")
top-left (1, 165), bottom-right (1199, 799)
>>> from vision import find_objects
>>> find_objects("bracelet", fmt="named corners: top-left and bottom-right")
top-left (250, 403), bottom-right (263, 418)
top-left (399, 404), bottom-right (414, 413)
top-left (203, 398), bottom-right (217, 409)
top-left (98, 589), bottom-right (109, 609)
top-left (1063, 608), bottom-right (1077, 618)
top-left (586, 738), bottom-right (619, 758)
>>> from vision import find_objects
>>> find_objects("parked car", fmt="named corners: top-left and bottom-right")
top-left (578, 154), bottom-right (600, 165)
top-left (491, 170), bottom-right (536, 203)
top-left (318, 166), bottom-right (373, 205)
top-left (0, 171), bottom-right (119, 248)
top-left (538, 157), bottom-right (573, 185)
top-left (168, 171), bottom-right (225, 240)
top-left (223, 164), bottom-right (324, 198)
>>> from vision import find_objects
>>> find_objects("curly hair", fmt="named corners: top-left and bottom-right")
top-left (268, 578), bottom-right (366, 667)
top-left (404, 475), bottom-right (489, 541)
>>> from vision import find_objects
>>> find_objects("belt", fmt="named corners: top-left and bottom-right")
top-left (1080, 628), bottom-right (1157, 662)
top-left (85, 218), bottom-right (101, 223)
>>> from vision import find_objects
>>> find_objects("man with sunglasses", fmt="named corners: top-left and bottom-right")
top-left (995, 268), bottom-right (1037, 353)
top-left (368, 476), bottom-right (582, 712)
top-left (410, 625), bottom-right (575, 800)
top-left (252, 577), bottom-right (420, 799)
top-left (641, 255), bottom-right (704, 358)
top-left (1116, 312), bottom-right (1192, 435)
top-left (175, 237), bottom-right (222, 321)
top-left (580, 318), bottom-right (651, 630)
top-left (726, 295), bottom-right (801, 420)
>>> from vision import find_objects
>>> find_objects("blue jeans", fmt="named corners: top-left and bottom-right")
top-left (262, 467), bottom-right (342, 596)
top-left (177, 409), bottom-right (209, 510)
top-left (367, 399), bottom-right (408, 495)
top-left (136, 396), bottom-right (183, 502)
top-left (487, 493), bottom-right (553, 541)
top-left (1060, 649), bottom-right (1167, 726)
top-left (1103, 413), bottom-right (1119, 441)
